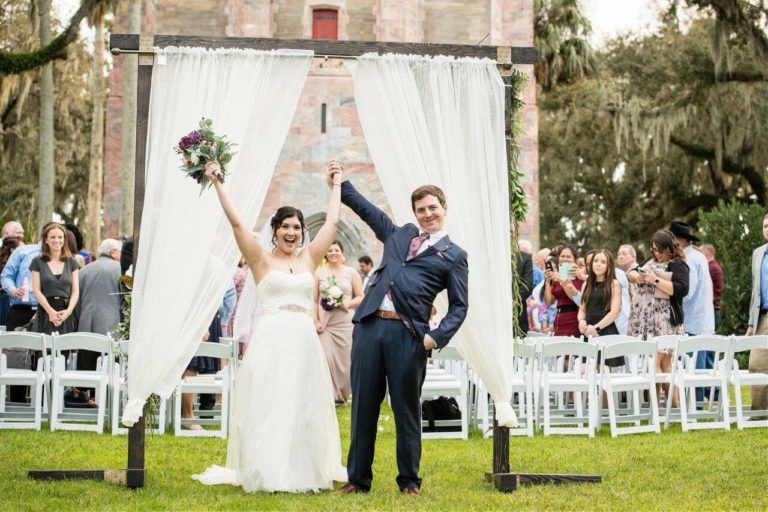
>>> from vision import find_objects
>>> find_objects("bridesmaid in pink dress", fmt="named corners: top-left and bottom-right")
top-left (312, 241), bottom-right (364, 405)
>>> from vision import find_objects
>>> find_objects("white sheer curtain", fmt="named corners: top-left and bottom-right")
top-left (122, 47), bottom-right (313, 426)
top-left (348, 53), bottom-right (518, 427)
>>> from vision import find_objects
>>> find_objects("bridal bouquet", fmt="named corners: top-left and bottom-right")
top-left (175, 118), bottom-right (237, 194)
top-left (319, 276), bottom-right (345, 311)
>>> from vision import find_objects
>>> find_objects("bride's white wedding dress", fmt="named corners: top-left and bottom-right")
top-left (192, 271), bottom-right (347, 492)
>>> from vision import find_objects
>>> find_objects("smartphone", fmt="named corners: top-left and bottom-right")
top-left (545, 259), bottom-right (554, 272)
top-left (635, 267), bottom-right (645, 274)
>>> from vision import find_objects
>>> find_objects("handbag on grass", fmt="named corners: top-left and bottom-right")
top-left (654, 271), bottom-right (673, 300)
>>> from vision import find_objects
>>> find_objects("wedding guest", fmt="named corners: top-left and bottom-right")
top-left (313, 240), bottom-right (364, 405)
top-left (1, 223), bottom-right (52, 403)
top-left (65, 229), bottom-right (86, 268)
top-left (700, 244), bottom-right (723, 329)
top-left (578, 249), bottom-right (623, 367)
top-left (543, 245), bottom-right (583, 337)
top-left (65, 223), bottom-right (92, 265)
top-left (627, 230), bottom-right (689, 406)
top-left (226, 257), bottom-right (249, 338)
top-left (617, 244), bottom-right (638, 272)
top-left (519, 239), bottom-right (543, 287)
top-left (0, 236), bottom-right (21, 325)
top-left (745, 213), bottom-right (768, 418)
top-left (358, 255), bottom-right (374, 291)
top-left (2, 221), bottom-right (25, 244)
top-left (1, 224), bottom-right (53, 331)
top-left (30, 223), bottom-right (80, 335)
top-left (669, 221), bottom-right (715, 402)
top-left (77, 239), bottom-right (123, 371)
top-left (515, 249), bottom-right (534, 334)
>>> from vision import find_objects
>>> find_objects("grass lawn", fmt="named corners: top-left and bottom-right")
top-left (1, 403), bottom-right (767, 511)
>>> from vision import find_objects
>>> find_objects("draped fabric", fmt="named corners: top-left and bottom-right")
top-left (348, 54), bottom-right (518, 426)
top-left (122, 47), bottom-right (313, 426)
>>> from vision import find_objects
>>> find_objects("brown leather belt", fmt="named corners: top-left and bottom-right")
top-left (374, 310), bottom-right (401, 320)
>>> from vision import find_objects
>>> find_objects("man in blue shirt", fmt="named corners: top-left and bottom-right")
top-left (746, 213), bottom-right (768, 418)
top-left (1, 242), bottom-right (41, 331)
top-left (669, 221), bottom-right (715, 402)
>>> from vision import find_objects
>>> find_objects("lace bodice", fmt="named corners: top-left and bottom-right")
top-left (255, 271), bottom-right (314, 315)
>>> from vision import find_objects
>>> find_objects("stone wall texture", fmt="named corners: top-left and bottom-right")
top-left (104, 0), bottom-right (539, 264)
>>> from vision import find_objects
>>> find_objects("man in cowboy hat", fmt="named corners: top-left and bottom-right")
top-left (669, 221), bottom-right (716, 401)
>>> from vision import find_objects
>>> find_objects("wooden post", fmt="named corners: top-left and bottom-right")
top-left (126, 34), bottom-right (154, 490)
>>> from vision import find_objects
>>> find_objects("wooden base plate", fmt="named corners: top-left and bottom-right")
top-left (485, 472), bottom-right (602, 492)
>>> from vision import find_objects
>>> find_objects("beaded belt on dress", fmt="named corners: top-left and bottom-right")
top-left (261, 304), bottom-right (312, 316)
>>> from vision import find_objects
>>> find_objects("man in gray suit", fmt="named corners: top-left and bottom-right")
top-left (746, 213), bottom-right (768, 417)
top-left (77, 239), bottom-right (122, 370)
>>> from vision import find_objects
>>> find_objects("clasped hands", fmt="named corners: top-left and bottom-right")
top-left (48, 309), bottom-right (70, 327)
top-left (578, 320), bottom-right (598, 337)
top-left (325, 160), bottom-right (343, 188)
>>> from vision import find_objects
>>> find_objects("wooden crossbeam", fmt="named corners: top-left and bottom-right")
top-left (109, 34), bottom-right (537, 64)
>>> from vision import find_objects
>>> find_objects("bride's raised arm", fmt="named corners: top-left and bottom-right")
top-left (307, 161), bottom-right (343, 267)
top-left (205, 161), bottom-right (265, 270)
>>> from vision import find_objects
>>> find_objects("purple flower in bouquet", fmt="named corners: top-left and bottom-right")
top-left (178, 131), bottom-right (203, 151)
top-left (319, 276), bottom-right (345, 309)
top-left (320, 298), bottom-right (335, 312)
top-left (175, 118), bottom-right (238, 195)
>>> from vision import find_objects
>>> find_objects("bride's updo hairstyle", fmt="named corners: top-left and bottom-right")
top-left (270, 206), bottom-right (309, 248)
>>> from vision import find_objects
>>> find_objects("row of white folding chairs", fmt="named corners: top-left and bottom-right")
top-left (0, 331), bottom-right (112, 432)
top-left (474, 333), bottom-right (768, 437)
top-left (421, 346), bottom-right (470, 440)
top-left (0, 331), bottom-right (237, 436)
top-left (112, 337), bottom-right (237, 438)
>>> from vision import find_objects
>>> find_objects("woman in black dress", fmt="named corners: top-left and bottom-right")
top-left (578, 249), bottom-right (623, 367)
top-left (30, 223), bottom-right (80, 335)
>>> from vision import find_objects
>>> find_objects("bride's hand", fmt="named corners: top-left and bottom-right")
top-left (205, 161), bottom-right (222, 183)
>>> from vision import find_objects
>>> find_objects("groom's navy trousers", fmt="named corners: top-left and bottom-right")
top-left (348, 317), bottom-right (427, 491)
top-left (341, 181), bottom-right (469, 491)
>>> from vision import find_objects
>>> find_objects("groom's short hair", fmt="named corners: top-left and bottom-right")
top-left (411, 185), bottom-right (446, 212)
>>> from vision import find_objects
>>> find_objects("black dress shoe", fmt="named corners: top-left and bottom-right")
top-left (336, 482), bottom-right (363, 495)
top-left (402, 485), bottom-right (421, 496)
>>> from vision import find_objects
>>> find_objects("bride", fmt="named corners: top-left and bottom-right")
top-left (192, 160), bottom-right (347, 492)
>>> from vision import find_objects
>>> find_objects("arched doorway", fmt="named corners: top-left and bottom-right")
top-left (305, 212), bottom-right (366, 267)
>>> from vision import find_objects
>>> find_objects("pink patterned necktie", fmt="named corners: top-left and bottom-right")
top-left (406, 233), bottom-right (430, 261)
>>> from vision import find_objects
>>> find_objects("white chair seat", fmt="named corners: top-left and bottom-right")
top-left (738, 374), bottom-right (768, 385)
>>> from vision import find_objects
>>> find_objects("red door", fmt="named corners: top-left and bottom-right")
top-left (312, 9), bottom-right (338, 40)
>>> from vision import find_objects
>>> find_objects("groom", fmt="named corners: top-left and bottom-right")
top-left (330, 165), bottom-right (469, 496)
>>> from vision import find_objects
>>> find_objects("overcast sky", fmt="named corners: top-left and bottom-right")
top-left (54, 0), bottom-right (662, 47)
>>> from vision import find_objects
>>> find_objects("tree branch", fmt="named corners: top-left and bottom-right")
top-left (687, 0), bottom-right (768, 65)
top-left (0, 0), bottom-right (103, 75)
top-left (669, 134), bottom-right (767, 204)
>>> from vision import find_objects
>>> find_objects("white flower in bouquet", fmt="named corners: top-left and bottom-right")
top-left (320, 276), bottom-right (345, 310)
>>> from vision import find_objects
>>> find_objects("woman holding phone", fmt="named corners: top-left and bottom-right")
top-left (543, 244), bottom-right (583, 337)
top-left (627, 230), bottom-right (689, 404)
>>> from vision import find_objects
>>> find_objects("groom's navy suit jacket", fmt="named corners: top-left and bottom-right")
top-left (341, 181), bottom-right (469, 349)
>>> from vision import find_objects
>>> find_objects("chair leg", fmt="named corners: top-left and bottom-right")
top-left (720, 376), bottom-right (730, 430)
top-left (34, 380), bottom-right (43, 431)
top-left (649, 384), bottom-right (661, 433)
top-left (632, 390), bottom-right (641, 426)
top-left (543, 382), bottom-right (551, 436)
top-left (679, 382), bottom-right (690, 432)
top-left (606, 385), bottom-right (618, 437)
top-left (734, 381), bottom-right (744, 429)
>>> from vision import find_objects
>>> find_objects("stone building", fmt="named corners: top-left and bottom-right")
top-left (105, 0), bottom-right (538, 264)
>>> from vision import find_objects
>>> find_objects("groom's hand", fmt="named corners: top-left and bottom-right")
top-left (423, 334), bottom-right (437, 351)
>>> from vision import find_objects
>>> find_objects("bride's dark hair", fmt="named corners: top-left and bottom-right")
top-left (270, 206), bottom-right (308, 248)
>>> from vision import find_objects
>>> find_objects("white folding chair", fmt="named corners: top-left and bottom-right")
top-left (110, 339), bottom-right (170, 435)
top-left (421, 346), bottom-right (468, 440)
top-left (532, 335), bottom-right (581, 427)
top-left (730, 335), bottom-right (768, 429)
top-left (50, 333), bottom-right (112, 433)
top-left (538, 339), bottom-right (598, 437)
top-left (0, 332), bottom-right (50, 430)
top-left (509, 341), bottom-right (535, 437)
top-left (666, 335), bottom-right (731, 431)
top-left (598, 339), bottom-right (660, 437)
top-left (174, 340), bottom-right (232, 439)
